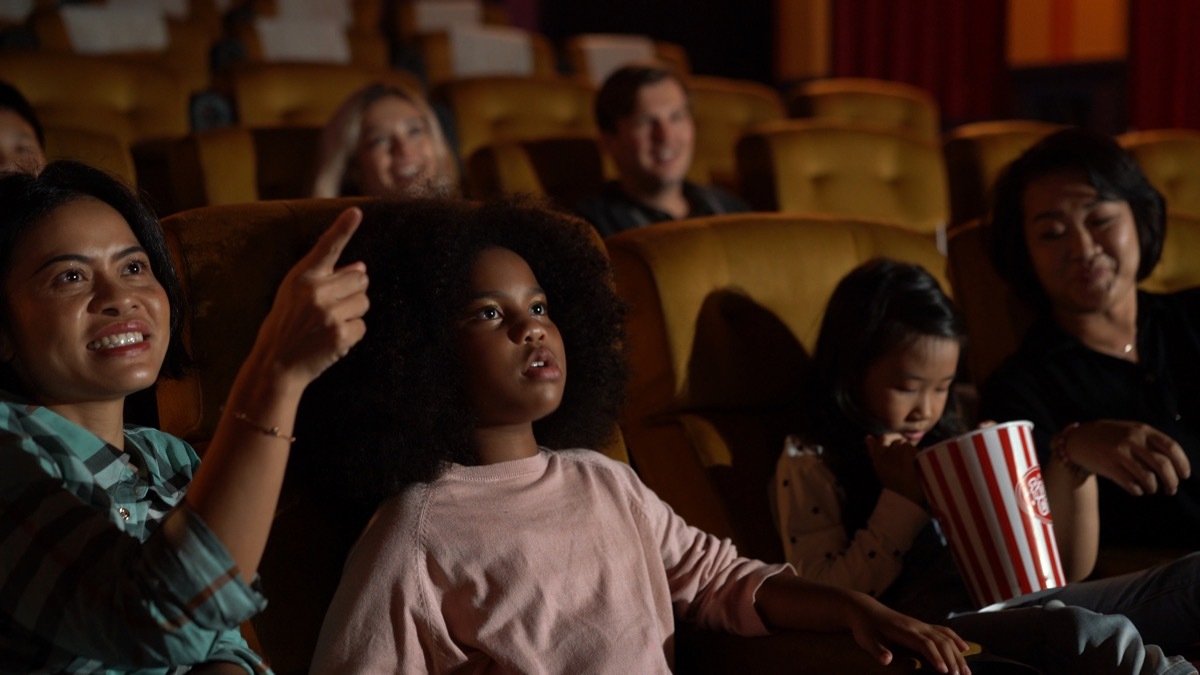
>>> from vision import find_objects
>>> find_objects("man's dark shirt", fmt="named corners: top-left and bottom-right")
top-left (575, 180), bottom-right (749, 238)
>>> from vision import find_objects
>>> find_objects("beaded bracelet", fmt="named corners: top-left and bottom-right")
top-left (1051, 422), bottom-right (1091, 480)
top-left (232, 411), bottom-right (296, 443)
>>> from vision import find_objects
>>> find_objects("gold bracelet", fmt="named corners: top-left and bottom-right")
top-left (232, 411), bottom-right (296, 443)
top-left (1051, 422), bottom-right (1091, 479)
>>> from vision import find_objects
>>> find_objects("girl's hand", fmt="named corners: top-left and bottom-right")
top-left (867, 434), bottom-right (926, 508)
top-left (1060, 420), bottom-right (1190, 497)
top-left (845, 593), bottom-right (970, 674)
top-left (251, 207), bottom-right (370, 389)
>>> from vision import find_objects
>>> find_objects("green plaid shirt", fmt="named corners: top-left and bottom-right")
top-left (0, 393), bottom-right (270, 674)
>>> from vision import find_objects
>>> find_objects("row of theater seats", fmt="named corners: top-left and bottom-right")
top-left (8, 31), bottom-right (1199, 240)
top-left (158, 196), bottom-right (1200, 673)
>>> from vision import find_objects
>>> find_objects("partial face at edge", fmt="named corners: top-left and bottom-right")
top-left (0, 109), bottom-right (44, 175)
top-left (457, 247), bottom-right (567, 430)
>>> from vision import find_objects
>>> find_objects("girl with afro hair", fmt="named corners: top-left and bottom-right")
top-left (300, 197), bottom-right (971, 674)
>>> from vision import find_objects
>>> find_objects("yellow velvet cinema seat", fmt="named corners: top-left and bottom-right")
top-left (607, 212), bottom-right (949, 673)
top-left (414, 25), bottom-right (559, 88)
top-left (685, 75), bottom-right (786, 193)
top-left (227, 63), bottom-right (423, 128)
top-left (231, 12), bottom-right (389, 69)
top-left (1118, 128), bottom-right (1200, 219)
top-left (142, 126), bottom-right (323, 215)
top-left (789, 77), bottom-right (940, 142)
top-left (736, 120), bottom-right (950, 236)
top-left (0, 51), bottom-right (189, 145)
top-left (28, 4), bottom-right (216, 95)
top-left (435, 75), bottom-right (597, 165)
top-left (463, 135), bottom-right (606, 211)
top-left (942, 120), bottom-right (1064, 227)
top-left (43, 125), bottom-right (138, 188)
top-left (563, 32), bottom-right (691, 86)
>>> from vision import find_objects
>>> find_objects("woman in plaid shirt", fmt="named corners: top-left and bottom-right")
top-left (0, 161), bottom-right (369, 673)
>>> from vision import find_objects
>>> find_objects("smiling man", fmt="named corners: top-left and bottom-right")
top-left (576, 64), bottom-right (747, 237)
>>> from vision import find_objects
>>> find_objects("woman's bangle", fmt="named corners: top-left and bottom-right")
top-left (231, 411), bottom-right (296, 444)
top-left (1051, 422), bottom-right (1091, 480)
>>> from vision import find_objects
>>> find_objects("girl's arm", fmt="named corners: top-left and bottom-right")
top-left (774, 440), bottom-right (928, 595)
top-left (185, 208), bottom-right (368, 583)
top-left (754, 573), bottom-right (970, 675)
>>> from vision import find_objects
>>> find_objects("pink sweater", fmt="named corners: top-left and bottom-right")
top-left (311, 449), bottom-right (791, 674)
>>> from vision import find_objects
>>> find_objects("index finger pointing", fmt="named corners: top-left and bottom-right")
top-left (306, 207), bottom-right (363, 274)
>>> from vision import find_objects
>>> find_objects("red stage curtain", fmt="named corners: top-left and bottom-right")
top-left (831, 0), bottom-right (1006, 128)
top-left (1130, 0), bottom-right (1200, 130)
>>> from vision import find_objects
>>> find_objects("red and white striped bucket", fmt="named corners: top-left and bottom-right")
top-left (916, 421), bottom-right (1065, 608)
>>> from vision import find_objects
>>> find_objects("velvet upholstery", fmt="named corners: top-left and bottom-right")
top-left (434, 75), bottom-right (597, 163)
top-left (1118, 128), bottom-right (1200, 220)
top-left (228, 63), bottom-right (423, 128)
top-left (414, 28), bottom-right (558, 87)
top-left (464, 135), bottom-right (606, 210)
top-left (686, 75), bottom-right (786, 193)
top-left (942, 120), bottom-right (1064, 227)
top-left (29, 9), bottom-right (216, 94)
top-left (736, 120), bottom-right (949, 235)
top-left (143, 126), bottom-right (322, 215)
top-left (0, 51), bottom-right (189, 144)
top-left (43, 125), bottom-right (137, 187)
top-left (789, 77), bottom-right (940, 142)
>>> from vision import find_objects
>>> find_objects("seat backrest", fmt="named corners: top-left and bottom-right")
top-left (685, 75), bottom-right (785, 192)
top-left (157, 198), bottom-right (369, 444)
top-left (606, 212), bottom-right (949, 561)
top-left (789, 77), bottom-right (940, 142)
top-left (153, 126), bottom-right (322, 214)
top-left (437, 75), bottom-right (597, 164)
top-left (0, 51), bottom-right (189, 144)
top-left (229, 63), bottom-right (423, 127)
top-left (946, 213), bottom-right (1200, 387)
top-left (737, 120), bottom-right (949, 235)
top-left (942, 119), bottom-right (1064, 227)
top-left (30, 7), bottom-right (214, 94)
top-left (563, 33), bottom-right (691, 86)
top-left (233, 14), bottom-right (389, 68)
top-left (1118, 128), bottom-right (1200, 220)
top-left (464, 135), bottom-right (605, 211)
top-left (415, 25), bottom-right (557, 88)
top-left (43, 125), bottom-right (137, 187)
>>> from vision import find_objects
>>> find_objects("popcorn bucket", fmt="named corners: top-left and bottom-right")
top-left (915, 421), bottom-right (1065, 608)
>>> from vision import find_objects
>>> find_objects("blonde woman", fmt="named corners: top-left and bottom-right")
top-left (312, 83), bottom-right (459, 199)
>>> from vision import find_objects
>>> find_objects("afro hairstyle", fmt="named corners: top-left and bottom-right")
top-left (294, 196), bottom-right (629, 511)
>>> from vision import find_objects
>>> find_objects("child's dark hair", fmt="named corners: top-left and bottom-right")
top-left (802, 258), bottom-right (966, 530)
top-left (295, 196), bottom-right (628, 511)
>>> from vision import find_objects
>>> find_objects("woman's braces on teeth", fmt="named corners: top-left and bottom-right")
top-left (88, 331), bottom-right (144, 351)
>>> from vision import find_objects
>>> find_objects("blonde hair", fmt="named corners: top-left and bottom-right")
top-left (312, 83), bottom-right (459, 199)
